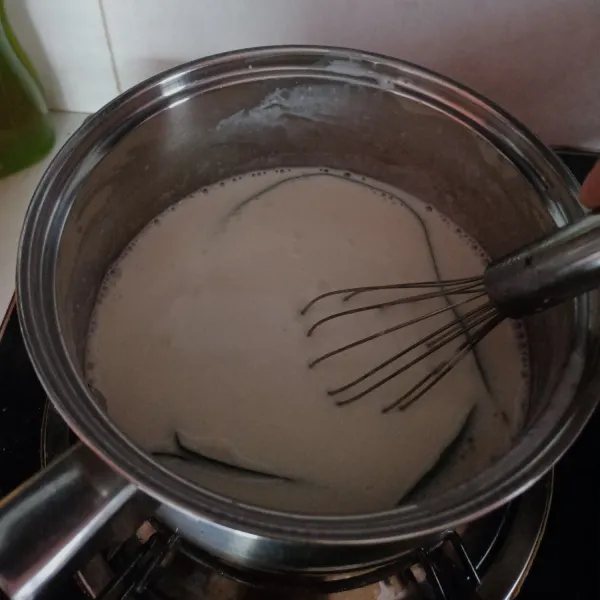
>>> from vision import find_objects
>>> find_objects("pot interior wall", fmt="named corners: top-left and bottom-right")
top-left (54, 75), bottom-right (574, 477)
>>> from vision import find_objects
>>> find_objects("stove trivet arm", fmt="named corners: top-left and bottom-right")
top-left (0, 443), bottom-right (138, 600)
top-left (416, 532), bottom-right (483, 600)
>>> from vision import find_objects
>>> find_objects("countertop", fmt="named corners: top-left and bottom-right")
top-left (0, 111), bottom-right (89, 319)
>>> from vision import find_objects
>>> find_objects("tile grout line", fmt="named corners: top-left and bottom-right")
top-left (98, 0), bottom-right (123, 93)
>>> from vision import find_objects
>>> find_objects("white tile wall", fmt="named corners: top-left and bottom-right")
top-left (4, 0), bottom-right (119, 113)
top-left (4, 0), bottom-right (600, 149)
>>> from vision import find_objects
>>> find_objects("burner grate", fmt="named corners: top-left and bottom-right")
top-left (79, 521), bottom-right (489, 600)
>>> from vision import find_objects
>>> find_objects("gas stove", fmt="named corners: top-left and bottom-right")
top-left (1, 149), bottom-right (599, 600)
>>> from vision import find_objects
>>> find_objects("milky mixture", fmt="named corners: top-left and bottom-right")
top-left (86, 168), bottom-right (528, 514)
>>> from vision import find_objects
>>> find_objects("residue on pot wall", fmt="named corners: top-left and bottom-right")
top-left (215, 84), bottom-right (359, 133)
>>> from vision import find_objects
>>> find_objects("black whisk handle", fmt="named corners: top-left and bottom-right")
top-left (483, 211), bottom-right (600, 317)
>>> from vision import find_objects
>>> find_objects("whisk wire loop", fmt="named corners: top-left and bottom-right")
top-left (301, 276), bottom-right (502, 413)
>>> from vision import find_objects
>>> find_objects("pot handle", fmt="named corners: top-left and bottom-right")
top-left (0, 442), bottom-right (137, 600)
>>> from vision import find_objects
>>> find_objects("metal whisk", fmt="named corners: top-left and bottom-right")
top-left (301, 212), bottom-right (600, 412)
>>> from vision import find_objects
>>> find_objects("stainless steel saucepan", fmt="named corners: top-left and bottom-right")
top-left (1, 46), bottom-right (599, 600)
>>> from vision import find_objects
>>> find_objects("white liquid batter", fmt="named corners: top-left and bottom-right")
top-left (86, 168), bottom-right (528, 514)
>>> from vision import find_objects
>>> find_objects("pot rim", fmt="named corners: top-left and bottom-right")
top-left (17, 45), bottom-right (597, 545)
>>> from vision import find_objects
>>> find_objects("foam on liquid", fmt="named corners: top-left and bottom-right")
top-left (86, 168), bottom-right (528, 514)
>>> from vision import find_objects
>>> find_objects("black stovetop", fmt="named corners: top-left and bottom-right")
top-left (1, 149), bottom-right (599, 599)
